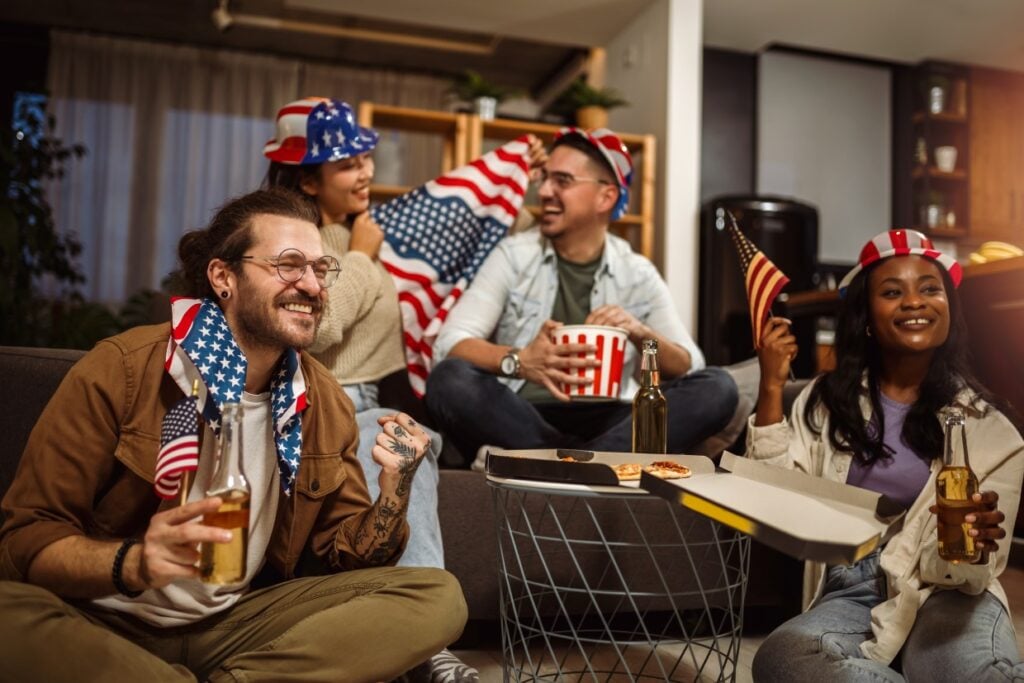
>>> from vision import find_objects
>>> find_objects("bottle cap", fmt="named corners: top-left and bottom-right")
top-left (643, 338), bottom-right (658, 352)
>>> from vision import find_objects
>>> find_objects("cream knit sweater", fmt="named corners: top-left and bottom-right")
top-left (310, 222), bottom-right (406, 386)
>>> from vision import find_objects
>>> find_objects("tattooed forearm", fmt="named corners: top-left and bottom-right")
top-left (353, 494), bottom-right (409, 564)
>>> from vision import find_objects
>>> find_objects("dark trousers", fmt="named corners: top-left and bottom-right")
top-left (425, 358), bottom-right (738, 463)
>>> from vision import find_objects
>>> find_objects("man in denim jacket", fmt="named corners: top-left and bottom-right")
top-left (426, 128), bottom-right (737, 464)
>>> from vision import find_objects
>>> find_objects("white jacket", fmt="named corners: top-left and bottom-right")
top-left (746, 379), bottom-right (1024, 664)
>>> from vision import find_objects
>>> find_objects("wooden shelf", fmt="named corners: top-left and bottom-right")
top-left (911, 224), bottom-right (969, 238)
top-left (912, 111), bottom-right (968, 124)
top-left (359, 106), bottom-right (657, 260)
top-left (912, 166), bottom-right (966, 180)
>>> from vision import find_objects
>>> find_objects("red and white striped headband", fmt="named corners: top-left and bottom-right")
top-left (838, 229), bottom-right (962, 295)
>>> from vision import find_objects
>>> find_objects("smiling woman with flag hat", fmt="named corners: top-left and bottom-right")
top-left (260, 97), bottom-right (545, 681)
top-left (748, 228), bottom-right (1024, 681)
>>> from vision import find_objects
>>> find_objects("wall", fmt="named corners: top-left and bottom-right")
top-left (605, 0), bottom-right (703, 331)
top-left (700, 48), bottom-right (756, 203)
top-left (758, 50), bottom-right (892, 264)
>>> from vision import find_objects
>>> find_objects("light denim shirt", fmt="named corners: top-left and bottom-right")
top-left (433, 227), bottom-right (704, 400)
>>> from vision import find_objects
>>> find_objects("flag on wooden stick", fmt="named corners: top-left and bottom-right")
top-left (726, 211), bottom-right (791, 348)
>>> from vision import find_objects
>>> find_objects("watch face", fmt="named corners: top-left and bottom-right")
top-left (500, 355), bottom-right (515, 376)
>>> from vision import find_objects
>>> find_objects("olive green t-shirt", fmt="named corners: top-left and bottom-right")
top-left (518, 253), bottom-right (602, 404)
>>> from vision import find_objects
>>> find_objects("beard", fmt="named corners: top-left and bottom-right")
top-left (233, 290), bottom-right (323, 354)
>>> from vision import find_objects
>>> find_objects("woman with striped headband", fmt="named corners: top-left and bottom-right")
top-left (749, 229), bottom-right (1024, 681)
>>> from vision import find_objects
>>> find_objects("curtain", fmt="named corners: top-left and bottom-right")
top-left (46, 30), bottom-right (449, 303)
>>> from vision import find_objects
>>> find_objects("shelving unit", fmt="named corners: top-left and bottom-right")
top-left (358, 103), bottom-right (657, 260)
top-left (356, 103), bottom-right (469, 200)
top-left (910, 62), bottom-right (970, 238)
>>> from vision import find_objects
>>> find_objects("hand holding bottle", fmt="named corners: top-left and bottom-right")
top-left (133, 497), bottom-right (231, 590)
top-left (930, 490), bottom-right (1006, 562)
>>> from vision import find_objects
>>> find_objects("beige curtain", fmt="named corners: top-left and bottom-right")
top-left (46, 30), bottom-right (449, 302)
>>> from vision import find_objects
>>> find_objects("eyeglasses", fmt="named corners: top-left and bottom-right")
top-left (239, 249), bottom-right (341, 288)
top-left (537, 169), bottom-right (611, 191)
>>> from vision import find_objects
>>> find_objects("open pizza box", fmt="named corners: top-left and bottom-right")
top-left (484, 447), bottom-right (716, 489)
top-left (640, 452), bottom-right (906, 565)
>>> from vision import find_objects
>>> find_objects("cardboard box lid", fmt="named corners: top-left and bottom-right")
top-left (640, 452), bottom-right (905, 565)
top-left (485, 447), bottom-right (715, 489)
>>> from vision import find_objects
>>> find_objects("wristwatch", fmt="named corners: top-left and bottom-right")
top-left (499, 348), bottom-right (521, 378)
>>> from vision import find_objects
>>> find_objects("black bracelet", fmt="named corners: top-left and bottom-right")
top-left (112, 538), bottom-right (143, 598)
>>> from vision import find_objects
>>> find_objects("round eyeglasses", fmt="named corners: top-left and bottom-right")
top-left (239, 249), bottom-right (341, 288)
top-left (536, 169), bottom-right (610, 191)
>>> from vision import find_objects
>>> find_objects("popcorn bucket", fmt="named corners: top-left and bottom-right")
top-left (552, 324), bottom-right (628, 400)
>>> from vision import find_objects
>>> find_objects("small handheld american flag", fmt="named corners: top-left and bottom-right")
top-left (154, 380), bottom-right (200, 500)
top-left (726, 211), bottom-right (791, 349)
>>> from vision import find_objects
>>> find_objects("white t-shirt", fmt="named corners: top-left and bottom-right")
top-left (93, 391), bottom-right (281, 626)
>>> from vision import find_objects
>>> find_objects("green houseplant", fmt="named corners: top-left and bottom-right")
top-left (449, 70), bottom-right (515, 120)
top-left (0, 99), bottom-right (125, 347)
top-left (556, 78), bottom-right (629, 129)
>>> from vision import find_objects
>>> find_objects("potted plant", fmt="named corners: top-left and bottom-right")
top-left (449, 70), bottom-right (512, 121)
top-left (556, 78), bottom-right (629, 129)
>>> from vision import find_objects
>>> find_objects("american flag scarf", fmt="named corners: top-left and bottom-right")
top-left (163, 297), bottom-right (308, 496)
top-left (371, 136), bottom-right (531, 395)
top-left (726, 212), bottom-right (790, 349)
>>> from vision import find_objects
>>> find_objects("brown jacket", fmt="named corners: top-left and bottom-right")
top-left (0, 323), bottom-right (407, 583)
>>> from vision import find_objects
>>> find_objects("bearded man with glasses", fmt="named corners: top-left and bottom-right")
top-left (427, 128), bottom-right (739, 465)
top-left (0, 187), bottom-right (467, 681)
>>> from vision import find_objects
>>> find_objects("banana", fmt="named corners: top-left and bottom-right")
top-left (969, 240), bottom-right (1024, 265)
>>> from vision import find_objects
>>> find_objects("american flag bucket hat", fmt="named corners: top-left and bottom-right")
top-left (555, 127), bottom-right (634, 220)
top-left (264, 97), bottom-right (379, 165)
top-left (838, 229), bottom-right (962, 295)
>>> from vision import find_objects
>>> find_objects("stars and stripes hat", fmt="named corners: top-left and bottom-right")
top-left (838, 229), bottom-right (962, 295)
top-left (555, 127), bottom-right (633, 220)
top-left (263, 97), bottom-right (380, 165)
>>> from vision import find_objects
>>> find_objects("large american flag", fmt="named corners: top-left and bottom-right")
top-left (371, 137), bottom-right (531, 395)
top-left (727, 212), bottom-right (790, 349)
top-left (154, 391), bottom-right (199, 500)
top-left (163, 297), bottom-right (309, 496)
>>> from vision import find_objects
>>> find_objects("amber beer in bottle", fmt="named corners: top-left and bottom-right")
top-left (633, 339), bottom-right (667, 453)
top-left (936, 409), bottom-right (980, 564)
top-left (200, 403), bottom-right (251, 584)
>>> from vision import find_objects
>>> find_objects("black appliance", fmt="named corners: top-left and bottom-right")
top-left (698, 195), bottom-right (819, 377)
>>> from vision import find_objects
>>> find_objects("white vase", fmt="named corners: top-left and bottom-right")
top-left (473, 96), bottom-right (497, 121)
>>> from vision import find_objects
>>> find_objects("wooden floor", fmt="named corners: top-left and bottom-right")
top-left (457, 561), bottom-right (1024, 682)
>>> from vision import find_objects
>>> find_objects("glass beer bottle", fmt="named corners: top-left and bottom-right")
top-left (936, 409), bottom-right (981, 564)
top-left (632, 339), bottom-right (667, 453)
top-left (200, 403), bottom-right (251, 584)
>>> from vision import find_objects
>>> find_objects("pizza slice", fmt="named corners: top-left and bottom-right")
top-left (611, 463), bottom-right (643, 481)
top-left (643, 460), bottom-right (692, 479)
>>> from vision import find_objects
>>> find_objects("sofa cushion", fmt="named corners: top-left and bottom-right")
top-left (0, 347), bottom-right (85, 509)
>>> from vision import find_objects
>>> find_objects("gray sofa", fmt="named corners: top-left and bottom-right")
top-left (0, 345), bottom-right (802, 624)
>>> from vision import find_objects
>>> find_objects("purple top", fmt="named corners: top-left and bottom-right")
top-left (846, 393), bottom-right (932, 510)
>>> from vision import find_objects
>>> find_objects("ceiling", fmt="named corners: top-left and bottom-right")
top-left (4, 0), bottom-right (1024, 93)
top-left (704, 0), bottom-right (1024, 72)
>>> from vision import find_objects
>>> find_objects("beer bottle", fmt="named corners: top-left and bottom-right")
top-left (200, 403), bottom-right (251, 584)
top-left (632, 339), bottom-right (667, 453)
top-left (936, 409), bottom-right (981, 564)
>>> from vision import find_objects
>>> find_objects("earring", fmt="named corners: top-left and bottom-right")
top-left (865, 326), bottom-right (872, 337)
top-left (220, 291), bottom-right (230, 300)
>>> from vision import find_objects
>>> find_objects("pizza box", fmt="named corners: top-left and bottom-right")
top-left (484, 447), bottom-right (715, 489)
top-left (639, 452), bottom-right (906, 565)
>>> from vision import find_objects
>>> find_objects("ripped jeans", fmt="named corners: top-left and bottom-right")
top-left (752, 549), bottom-right (1024, 682)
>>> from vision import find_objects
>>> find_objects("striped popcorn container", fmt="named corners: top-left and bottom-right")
top-left (553, 325), bottom-right (628, 400)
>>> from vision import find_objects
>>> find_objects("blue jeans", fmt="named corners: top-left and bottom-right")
top-left (752, 550), bottom-right (1024, 682)
top-left (343, 383), bottom-right (445, 569)
top-left (424, 359), bottom-right (738, 459)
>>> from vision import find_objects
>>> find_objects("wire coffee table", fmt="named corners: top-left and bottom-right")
top-left (489, 476), bottom-right (750, 682)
